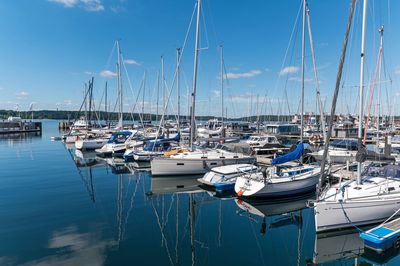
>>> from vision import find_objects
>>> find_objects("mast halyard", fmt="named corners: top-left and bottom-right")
top-left (190, 0), bottom-right (202, 149)
top-left (357, 0), bottom-right (368, 185)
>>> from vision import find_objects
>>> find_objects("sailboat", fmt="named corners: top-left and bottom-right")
top-left (150, 0), bottom-right (255, 176)
top-left (234, 0), bottom-right (323, 198)
top-left (234, 143), bottom-right (321, 197)
top-left (312, 0), bottom-right (400, 233)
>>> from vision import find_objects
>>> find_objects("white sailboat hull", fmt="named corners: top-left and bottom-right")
top-left (314, 196), bottom-right (400, 232)
top-left (151, 157), bottom-right (255, 176)
top-left (235, 171), bottom-right (319, 198)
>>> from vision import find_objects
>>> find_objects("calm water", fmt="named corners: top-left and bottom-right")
top-left (1, 120), bottom-right (399, 265)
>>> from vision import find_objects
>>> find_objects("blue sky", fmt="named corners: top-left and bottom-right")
top-left (0, 0), bottom-right (399, 118)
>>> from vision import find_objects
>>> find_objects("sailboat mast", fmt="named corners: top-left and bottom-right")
top-left (117, 40), bottom-right (123, 128)
top-left (162, 56), bottom-right (165, 120)
top-left (142, 70), bottom-right (146, 120)
top-left (220, 45), bottom-right (224, 126)
top-left (177, 48), bottom-right (181, 130)
top-left (105, 81), bottom-right (108, 126)
top-left (190, 0), bottom-right (202, 148)
top-left (357, 0), bottom-right (368, 185)
top-left (306, 6), bottom-right (328, 144)
top-left (156, 69), bottom-right (160, 122)
top-left (377, 25), bottom-right (384, 133)
top-left (300, 0), bottom-right (306, 144)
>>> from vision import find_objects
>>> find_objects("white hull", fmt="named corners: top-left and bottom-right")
top-left (95, 143), bottom-right (126, 156)
top-left (311, 151), bottom-right (357, 164)
top-left (314, 195), bottom-right (400, 232)
top-left (75, 139), bottom-right (107, 150)
top-left (235, 171), bottom-right (319, 198)
top-left (63, 135), bottom-right (80, 144)
top-left (151, 157), bottom-right (255, 176)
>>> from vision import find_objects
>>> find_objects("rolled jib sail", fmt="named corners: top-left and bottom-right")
top-left (272, 142), bottom-right (304, 165)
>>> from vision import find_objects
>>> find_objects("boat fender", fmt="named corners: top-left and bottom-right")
top-left (262, 168), bottom-right (267, 183)
top-left (237, 190), bottom-right (243, 197)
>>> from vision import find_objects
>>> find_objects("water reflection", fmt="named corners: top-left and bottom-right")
top-left (311, 228), bottom-right (400, 265)
top-left (20, 226), bottom-right (115, 266)
top-left (6, 121), bottom-right (400, 265)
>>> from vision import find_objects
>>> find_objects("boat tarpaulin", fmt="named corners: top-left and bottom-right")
top-left (356, 146), bottom-right (395, 163)
top-left (272, 142), bottom-right (304, 165)
top-left (384, 165), bottom-right (400, 179)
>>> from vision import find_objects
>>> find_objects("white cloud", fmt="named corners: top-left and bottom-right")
top-left (15, 91), bottom-right (29, 96)
top-left (124, 59), bottom-right (140, 65)
top-left (84, 71), bottom-right (94, 75)
top-left (230, 92), bottom-right (273, 103)
top-left (279, 66), bottom-right (299, 75)
top-left (224, 70), bottom-right (261, 79)
top-left (211, 90), bottom-right (220, 97)
top-left (265, 68), bottom-right (271, 72)
top-left (0, 87), bottom-right (4, 91)
top-left (289, 77), bottom-right (314, 83)
top-left (48, 0), bottom-right (104, 11)
top-left (100, 70), bottom-right (118, 77)
top-left (48, 0), bottom-right (78, 8)
top-left (64, 100), bottom-right (73, 105)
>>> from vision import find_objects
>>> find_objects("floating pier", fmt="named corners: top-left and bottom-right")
top-left (0, 119), bottom-right (42, 135)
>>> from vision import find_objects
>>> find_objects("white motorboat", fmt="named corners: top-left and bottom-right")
top-left (150, 143), bottom-right (255, 176)
top-left (246, 135), bottom-right (280, 147)
top-left (197, 163), bottom-right (257, 192)
top-left (310, 140), bottom-right (359, 164)
top-left (75, 134), bottom-right (110, 150)
top-left (234, 143), bottom-right (321, 198)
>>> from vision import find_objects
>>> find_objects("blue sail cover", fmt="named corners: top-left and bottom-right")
top-left (272, 142), bottom-right (304, 165)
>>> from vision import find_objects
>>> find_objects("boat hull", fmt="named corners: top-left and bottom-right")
top-left (75, 139), bottom-right (107, 150)
top-left (151, 157), bottom-right (255, 176)
top-left (314, 197), bottom-right (400, 232)
top-left (312, 153), bottom-right (356, 164)
top-left (235, 172), bottom-right (319, 198)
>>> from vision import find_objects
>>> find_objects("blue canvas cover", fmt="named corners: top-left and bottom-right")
top-left (160, 133), bottom-right (180, 142)
top-left (107, 131), bottom-right (132, 144)
top-left (143, 141), bottom-right (171, 151)
top-left (331, 139), bottom-right (358, 149)
top-left (272, 143), bottom-right (304, 165)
